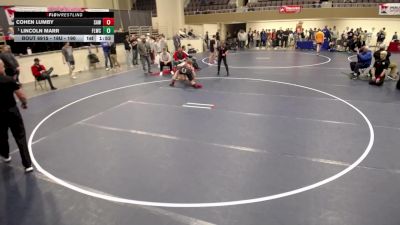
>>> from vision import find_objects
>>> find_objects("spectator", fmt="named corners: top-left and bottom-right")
top-left (110, 42), bottom-right (120, 70)
top-left (374, 45), bottom-right (399, 80)
top-left (159, 47), bottom-right (173, 75)
top-left (376, 28), bottom-right (386, 48)
top-left (101, 42), bottom-right (113, 70)
top-left (238, 30), bottom-right (247, 49)
top-left (350, 46), bottom-right (372, 79)
top-left (30, 58), bottom-right (57, 90)
top-left (159, 34), bottom-right (168, 52)
top-left (0, 45), bottom-right (20, 82)
top-left (260, 29), bottom-right (267, 48)
top-left (173, 33), bottom-right (181, 51)
top-left (124, 35), bottom-right (132, 67)
top-left (392, 32), bottom-right (398, 41)
top-left (204, 31), bottom-right (210, 49)
top-left (370, 51), bottom-right (389, 86)
top-left (137, 37), bottom-right (152, 74)
top-left (281, 29), bottom-right (289, 48)
top-left (173, 47), bottom-right (188, 65)
top-left (323, 25), bottom-right (331, 42)
top-left (61, 42), bottom-right (76, 79)
top-left (130, 34), bottom-right (139, 66)
top-left (209, 35), bottom-right (217, 64)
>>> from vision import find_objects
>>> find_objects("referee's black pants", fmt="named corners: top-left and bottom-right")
top-left (217, 56), bottom-right (229, 74)
top-left (0, 106), bottom-right (32, 168)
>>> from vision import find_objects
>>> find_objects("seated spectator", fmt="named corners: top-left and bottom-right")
top-left (173, 47), bottom-right (188, 65)
top-left (159, 48), bottom-right (173, 75)
top-left (374, 45), bottom-right (398, 80)
top-left (370, 51), bottom-right (389, 86)
top-left (30, 58), bottom-right (57, 90)
top-left (182, 45), bottom-right (200, 70)
top-left (350, 46), bottom-right (372, 79)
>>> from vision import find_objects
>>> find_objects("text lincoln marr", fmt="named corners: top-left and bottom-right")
top-left (19, 28), bottom-right (60, 34)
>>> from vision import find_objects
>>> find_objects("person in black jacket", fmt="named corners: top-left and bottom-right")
top-left (0, 45), bottom-right (20, 82)
top-left (0, 59), bottom-right (33, 173)
top-left (217, 42), bottom-right (229, 76)
top-left (123, 35), bottom-right (132, 67)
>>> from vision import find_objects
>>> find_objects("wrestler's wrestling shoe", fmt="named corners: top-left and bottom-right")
top-left (192, 83), bottom-right (202, 89)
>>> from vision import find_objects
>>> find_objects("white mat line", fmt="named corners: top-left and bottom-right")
top-left (2, 163), bottom-right (215, 225)
top-left (186, 102), bottom-right (215, 107)
top-left (127, 100), bottom-right (359, 126)
top-left (25, 101), bottom-right (133, 148)
top-left (182, 105), bottom-right (212, 109)
top-left (77, 122), bottom-right (383, 171)
top-left (79, 122), bottom-right (263, 153)
top-left (159, 86), bottom-right (338, 101)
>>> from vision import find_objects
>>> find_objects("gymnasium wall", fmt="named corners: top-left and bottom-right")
top-left (0, 0), bottom-right (132, 10)
top-left (247, 18), bottom-right (400, 46)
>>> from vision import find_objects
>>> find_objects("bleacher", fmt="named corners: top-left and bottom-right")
top-left (135, 0), bottom-right (157, 17)
top-left (185, 0), bottom-right (400, 15)
top-left (184, 0), bottom-right (237, 15)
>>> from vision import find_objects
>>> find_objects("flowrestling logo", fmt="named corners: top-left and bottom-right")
top-left (279, 5), bottom-right (302, 14)
top-left (379, 3), bottom-right (400, 15)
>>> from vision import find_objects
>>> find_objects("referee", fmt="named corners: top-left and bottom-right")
top-left (217, 42), bottom-right (229, 76)
top-left (0, 59), bottom-right (33, 173)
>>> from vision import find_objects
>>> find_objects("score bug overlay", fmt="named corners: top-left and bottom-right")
top-left (14, 11), bottom-right (114, 42)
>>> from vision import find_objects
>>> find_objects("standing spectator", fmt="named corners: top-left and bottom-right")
top-left (61, 42), bottom-right (76, 79)
top-left (392, 32), bottom-right (398, 41)
top-left (159, 34), bottom-right (168, 51)
top-left (323, 25), bottom-right (331, 43)
top-left (376, 28), bottom-right (386, 48)
top-left (281, 29), bottom-right (289, 48)
top-left (30, 58), bottom-right (57, 90)
top-left (159, 48), bottom-right (173, 76)
top-left (217, 42), bottom-right (229, 76)
top-left (216, 31), bottom-right (220, 42)
top-left (204, 31), bottom-right (210, 49)
top-left (255, 31), bottom-right (261, 48)
top-left (260, 29), bottom-right (267, 48)
top-left (209, 35), bottom-right (217, 64)
top-left (315, 29), bottom-right (325, 55)
top-left (330, 26), bottom-right (339, 45)
top-left (237, 30), bottom-right (247, 49)
top-left (246, 28), bottom-right (252, 48)
top-left (110, 42), bottom-right (120, 70)
top-left (101, 42), bottom-right (113, 71)
top-left (137, 37), bottom-right (152, 74)
top-left (0, 45), bottom-right (20, 82)
top-left (173, 33), bottom-right (181, 51)
top-left (0, 59), bottom-right (33, 173)
top-left (123, 35), bottom-right (132, 67)
top-left (130, 35), bottom-right (139, 66)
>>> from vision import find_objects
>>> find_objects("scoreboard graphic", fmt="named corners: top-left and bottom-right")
top-left (13, 12), bottom-right (114, 42)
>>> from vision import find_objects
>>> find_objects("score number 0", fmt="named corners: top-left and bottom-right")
top-left (102, 18), bottom-right (114, 26)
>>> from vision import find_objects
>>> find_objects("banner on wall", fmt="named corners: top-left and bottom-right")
top-left (379, 3), bottom-right (400, 15)
top-left (2, 6), bottom-right (109, 25)
top-left (279, 5), bottom-right (302, 14)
